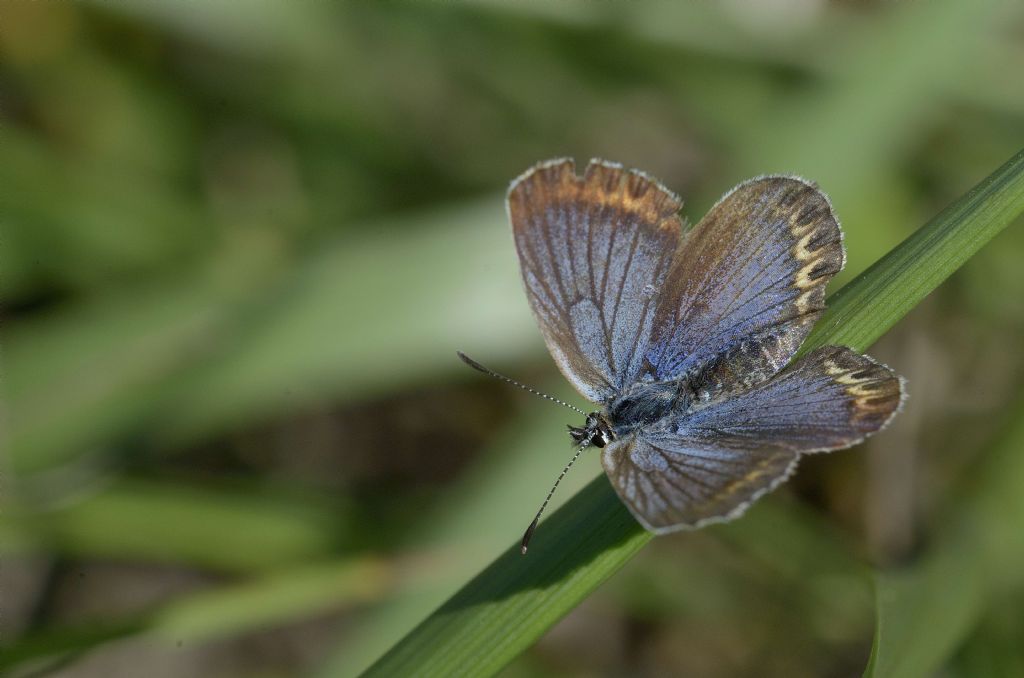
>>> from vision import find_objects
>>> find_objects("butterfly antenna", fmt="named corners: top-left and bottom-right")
top-left (520, 441), bottom-right (587, 555)
top-left (456, 351), bottom-right (586, 415)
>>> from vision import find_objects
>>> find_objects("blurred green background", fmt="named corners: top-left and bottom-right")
top-left (2, 1), bottom-right (1024, 676)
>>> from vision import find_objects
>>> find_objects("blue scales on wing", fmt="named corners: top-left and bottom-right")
top-left (647, 176), bottom-right (846, 395)
top-left (508, 158), bottom-right (684, 403)
top-left (602, 346), bottom-right (903, 532)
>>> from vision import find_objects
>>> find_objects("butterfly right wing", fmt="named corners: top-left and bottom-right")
top-left (508, 158), bottom-right (683, 403)
top-left (647, 176), bottom-right (845, 394)
top-left (602, 346), bottom-right (903, 532)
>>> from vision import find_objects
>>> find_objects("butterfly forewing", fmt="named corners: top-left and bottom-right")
top-left (508, 158), bottom-right (683, 402)
top-left (647, 177), bottom-right (845, 390)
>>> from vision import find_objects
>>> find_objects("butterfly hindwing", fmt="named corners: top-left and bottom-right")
top-left (682, 346), bottom-right (904, 451)
top-left (602, 346), bottom-right (903, 531)
top-left (601, 431), bottom-right (798, 533)
top-left (508, 158), bottom-right (683, 402)
top-left (647, 176), bottom-right (845, 388)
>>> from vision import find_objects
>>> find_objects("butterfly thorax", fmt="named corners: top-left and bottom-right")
top-left (605, 380), bottom-right (692, 438)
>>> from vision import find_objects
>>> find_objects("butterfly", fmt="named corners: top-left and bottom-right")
top-left (462, 158), bottom-right (904, 553)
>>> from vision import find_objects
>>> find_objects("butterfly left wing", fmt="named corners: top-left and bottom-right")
top-left (602, 346), bottom-right (903, 532)
top-left (508, 158), bottom-right (684, 403)
top-left (602, 428), bottom-right (799, 532)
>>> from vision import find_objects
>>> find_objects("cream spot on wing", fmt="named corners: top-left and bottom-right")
top-left (794, 287), bottom-right (816, 314)
top-left (791, 226), bottom-right (826, 285)
top-left (823, 358), bottom-right (894, 420)
top-left (789, 216), bottom-right (818, 239)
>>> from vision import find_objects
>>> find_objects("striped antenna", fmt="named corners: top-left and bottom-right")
top-left (456, 351), bottom-right (586, 415)
top-left (520, 441), bottom-right (588, 554)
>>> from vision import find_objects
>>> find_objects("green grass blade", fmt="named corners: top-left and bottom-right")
top-left (362, 146), bottom-right (1024, 678)
top-left (366, 479), bottom-right (649, 678)
top-left (865, 529), bottom-right (986, 678)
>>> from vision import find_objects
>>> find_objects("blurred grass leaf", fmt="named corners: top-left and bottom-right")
top-left (866, 395), bottom-right (1024, 678)
top-left (1, 479), bottom-right (344, 572)
top-left (4, 3), bottom-right (1024, 676)
top-left (2, 198), bottom-right (531, 475)
top-left (0, 558), bottom-right (390, 672)
top-left (5, 0), bottom-right (1018, 482)
top-left (362, 146), bottom-right (1024, 677)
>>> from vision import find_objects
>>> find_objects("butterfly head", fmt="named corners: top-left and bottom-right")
top-left (568, 412), bottom-right (614, 448)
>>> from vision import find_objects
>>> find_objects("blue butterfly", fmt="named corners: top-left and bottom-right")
top-left (464, 158), bottom-right (904, 553)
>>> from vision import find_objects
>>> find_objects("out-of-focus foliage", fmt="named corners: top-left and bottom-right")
top-left (1, 1), bottom-right (1023, 677)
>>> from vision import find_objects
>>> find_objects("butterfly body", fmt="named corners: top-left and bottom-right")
top-left (606, 378), bottom-right (690, 435)
top-left (504, 158), bottom-right (905, 536)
